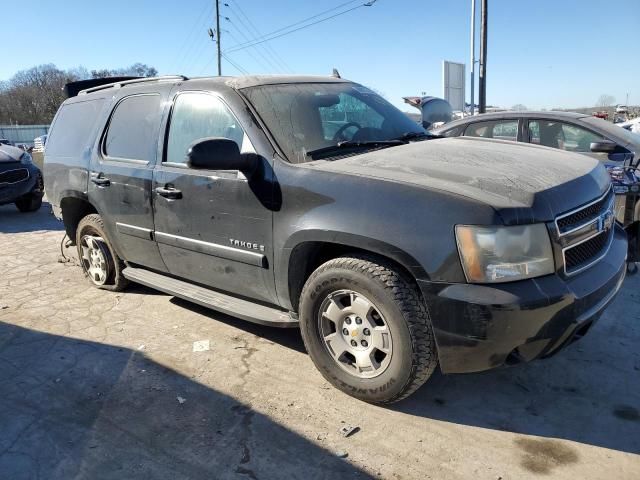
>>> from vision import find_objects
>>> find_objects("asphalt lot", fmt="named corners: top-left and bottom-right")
top-left (0, 202), bottom-right (639, 479)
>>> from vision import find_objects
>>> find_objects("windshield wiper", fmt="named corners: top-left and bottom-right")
top-left (306, 140), bottom-right (406, 159)
top-left (395, 131), bottom-right (443, 141)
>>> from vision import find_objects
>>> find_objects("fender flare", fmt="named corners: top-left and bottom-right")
top-left (277, 229), bottom-right (429, 310)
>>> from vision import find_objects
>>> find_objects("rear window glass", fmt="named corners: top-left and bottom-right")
top-left (46, 99), bottom-right (105, 157)
top-left (464, 120), bottom-right (518, 141)
top-left (104, 94), bottom-right (162, 161)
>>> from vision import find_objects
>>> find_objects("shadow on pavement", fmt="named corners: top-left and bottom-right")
top-left (171, 297), bottom-right (307, 354)
top-left (166, 290), bottom-right (640, 456)
top-left (0, 202), bottom-right (64, 233)
top-left (0, 321), bottom-right (371, 479)
top-left (393, 339), bottom-right (640, 455)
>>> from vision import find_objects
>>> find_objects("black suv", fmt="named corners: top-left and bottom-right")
top-left (44, 75), bottom-right (627, 403)
top-left (0, 144), bottom-right (44, 212)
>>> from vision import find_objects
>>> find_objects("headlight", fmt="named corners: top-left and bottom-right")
top-left (455, 224), bottom-right (554, 283)
top-left (20, 152), bottom-right (33, 164)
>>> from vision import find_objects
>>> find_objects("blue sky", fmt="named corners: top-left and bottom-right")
top-left (4, 0), bottom-right (639, 110)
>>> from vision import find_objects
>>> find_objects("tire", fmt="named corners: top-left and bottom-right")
top-left (15, 194), bottom-right (42, 213)
top-left (299, 255), bottom-right (437, 404)
top-left (76, 214), bottom-right (129, 291)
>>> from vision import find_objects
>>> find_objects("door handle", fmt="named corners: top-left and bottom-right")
top-left (91, 176), bottom-right (111, 187)
top-left (155, 186), bottom-right (182, 200)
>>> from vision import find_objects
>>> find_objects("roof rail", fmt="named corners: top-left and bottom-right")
top-left (78, 75), bottom-right (189, 95)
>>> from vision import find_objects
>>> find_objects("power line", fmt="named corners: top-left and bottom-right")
top-left (225, 19), bottom-right (281, 72)
top-left (226, 1), bottom-right (292, 73)
top-left (174, 1), bottom-right (214, 72)
top-left (226, 0), bottom-right (362, 51)
top-left (198, 48), bottom-right (249, 75)
top-left (187, 34), bottom-right (216, 75)
top-left (225, 1), bottom-right (377, 54)
top-left (225, 27), bottom-right (274, 72)
top-left (221, 53), bottom-right (249, 75)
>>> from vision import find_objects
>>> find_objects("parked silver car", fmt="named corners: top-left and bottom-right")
top-left (433, 111), bottom-right (640, 165)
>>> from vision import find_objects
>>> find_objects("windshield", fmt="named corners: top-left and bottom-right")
top-left (581, 116), bottom-right (640, 147)
top-left (242, 82), bottom-right (425, 163)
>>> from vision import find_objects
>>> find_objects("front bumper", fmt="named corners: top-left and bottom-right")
top-left (419, 224), bottom-right (627, 374)
top-left (0, 164), bottom-right (43, 205)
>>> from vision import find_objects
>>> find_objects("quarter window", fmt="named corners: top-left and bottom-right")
top-left (165, 93), bottom-right (244, 164)
top-left (104, 94), bottom-right (162, 161)
top-left (529, 120), bottom-right (605, 152)
top-left (46, 99), bottom-right (105, 157)
top-left (464, 120), bottom-right (518, 141)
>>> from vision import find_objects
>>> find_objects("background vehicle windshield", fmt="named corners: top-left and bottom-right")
top-left (242, 82), bottom-right (425, 163)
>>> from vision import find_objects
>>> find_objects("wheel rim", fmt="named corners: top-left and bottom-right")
top-left (318, 290), bottom-right (393, 379)
top-left (80, 235), bottom-right (110, 286)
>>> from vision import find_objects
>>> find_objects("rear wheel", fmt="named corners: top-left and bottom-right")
top-left (299, 255), bottom-right (437, 404)
top-left (76, 214), bottom-right (128, 291)
top-left (15, 194), bottom-right (42, 212)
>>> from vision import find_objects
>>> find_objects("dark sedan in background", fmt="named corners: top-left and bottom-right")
top-left (0, 144), bottom-right (43, 212)
top-left (433, 111), bottom-right (639, 165)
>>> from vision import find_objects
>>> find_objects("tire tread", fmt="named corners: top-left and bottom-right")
top-left (300, 254), bottom-right (437, 404)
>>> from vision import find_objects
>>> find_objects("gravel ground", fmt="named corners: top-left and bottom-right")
top-left (0, 202), bottom-right (639, 480)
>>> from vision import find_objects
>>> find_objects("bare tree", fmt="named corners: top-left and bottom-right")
top-left (0, 63), bottom-right (158, 124)
top-left (511, 104), bottom-right (527, 111)
top-left (596, 94), bottom-right (616, 107)
top-left (91, 63), bottom-right (157, 79)
top-left (0, 64), bottom-right (70, 124)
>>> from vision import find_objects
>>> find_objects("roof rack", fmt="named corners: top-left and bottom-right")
top-left (78, 75), bottom-right (189, 96)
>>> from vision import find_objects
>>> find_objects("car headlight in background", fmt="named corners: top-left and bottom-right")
top-left (455, 224), bottom-right (555, 283)
top-left (20, 152), bottom-right (33, 164)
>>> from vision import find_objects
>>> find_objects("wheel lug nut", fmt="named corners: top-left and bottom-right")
top-left (363, 328), bottom-right (370, 336)
top-left (350, 340), bottom-right (358, 347)
top-left (345, 318), bottom-right (352, 325)
top-left (342, 328), bottom-right (349, 335)
top-left (355, 317), bottom-right (362, 325)
top-left (361, 340), bottom-right (368, 347)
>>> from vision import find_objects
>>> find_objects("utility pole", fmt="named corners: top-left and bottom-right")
top-left (469, 0), bottom-right (476, 115)
top-left (478, 0), bottom-right (488, 113)
top-left (215, 0), bottom-right (222, 76)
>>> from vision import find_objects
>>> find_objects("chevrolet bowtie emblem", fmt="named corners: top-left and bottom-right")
top-left (597, 209), bottom-right (614, 233)
top-left (351, 330), bottom-right (358, 337)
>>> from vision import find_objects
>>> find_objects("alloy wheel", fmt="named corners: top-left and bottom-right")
top-left (318, 290), bottom-right (393, 379)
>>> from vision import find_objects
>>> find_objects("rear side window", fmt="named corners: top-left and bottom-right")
top-left (46, 99), bottom-right (105, 157)
top-left (464, 120), bottom-right (518, 141)
top-left (104, 94), bottom-right (162, 161)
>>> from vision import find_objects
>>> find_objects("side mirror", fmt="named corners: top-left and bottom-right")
top-left (187, 137), bottom-right (255, 171)
top-left (590, 140), bottom-right (617, 153)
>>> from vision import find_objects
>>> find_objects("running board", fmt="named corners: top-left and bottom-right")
top-left (122, 266), bottom-right (298, 328)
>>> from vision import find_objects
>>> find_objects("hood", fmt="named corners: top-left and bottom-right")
top-left (0, 145), bottom-right (24, 164)
top-left (310, 137), bottom-right (611, 224)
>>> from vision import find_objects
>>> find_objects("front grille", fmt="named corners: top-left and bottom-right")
top-left (557, 187), bottom-right (615, 275)
top-left (0, 168), bottom-right (29, 185)
top-left (556, 189), bottom-right (614, 233)
top-left (564, 230), bottom-right (611, 273)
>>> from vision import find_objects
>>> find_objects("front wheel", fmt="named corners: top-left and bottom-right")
top-left (299, 255), bottom-right (437, 404)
